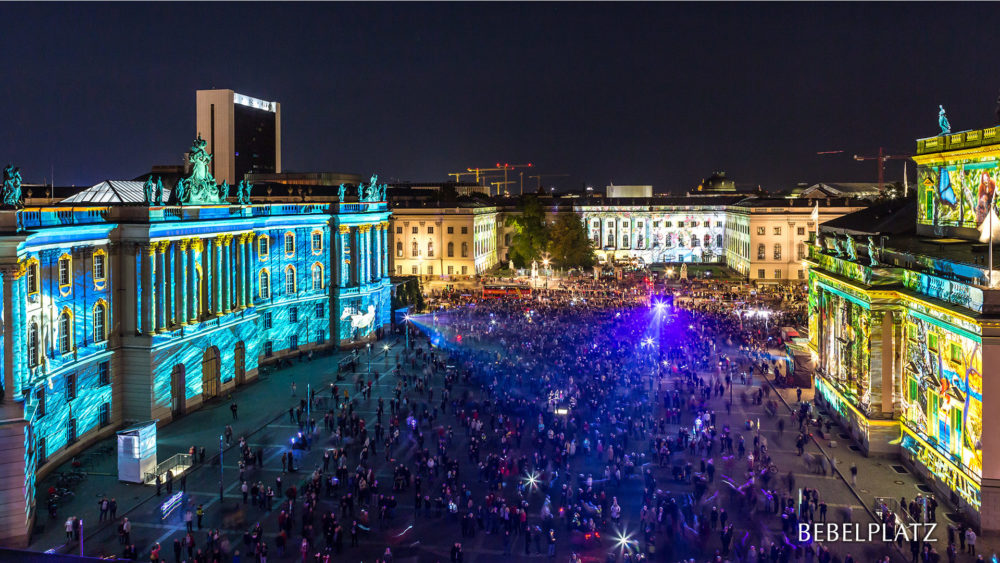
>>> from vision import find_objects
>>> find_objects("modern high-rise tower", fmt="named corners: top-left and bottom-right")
top-left (195, 89), bottom-right (282, 185)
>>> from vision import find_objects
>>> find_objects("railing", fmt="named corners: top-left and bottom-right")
top-left (917, 126), bottom-right (1000, 154)
top-left (144, 453), bottom-right (192, 484)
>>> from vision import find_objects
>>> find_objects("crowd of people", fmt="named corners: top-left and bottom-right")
top-left (81, 275), bottom-right (984, 562)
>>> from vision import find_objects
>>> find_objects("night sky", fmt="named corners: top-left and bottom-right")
top-left (2, 2), bottom-right (1000, 193)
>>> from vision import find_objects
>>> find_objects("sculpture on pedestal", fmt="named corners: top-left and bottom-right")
top-left (939, 105), bottom-right (952, 136)
top-left (143, 178), bottom-right (154, 204)
top-left (176, 136), bottom-right (227, 205)
top-left (867, 236), bottom-right (879, 267)
top-left (845, 234), bottom-right (857, 261)
top-left (1, 165), bottom-right (22, 207)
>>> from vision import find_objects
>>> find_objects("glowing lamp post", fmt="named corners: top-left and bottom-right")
top-left (383, 344), bottom-right (390, 366)
top-left (366, 342), bottom-right (372, 375)
top-left (404, 315), bottom-right (411, 350)
top-left (218, 434), bottom-right (224, 502)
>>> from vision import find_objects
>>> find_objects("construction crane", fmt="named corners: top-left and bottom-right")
top-left (466, 163), bottom-right (534, 195)
top-left (490, 180), bottom-right (515, 198)
top-left (446, 171), bottom-right (479, 183)
top-left (527, 173), bottom-right (569, 191)
top-left (817, 148), bottom-right (911, 195)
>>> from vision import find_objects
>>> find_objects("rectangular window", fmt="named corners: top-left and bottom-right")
top-left (461, 266), bottom-right (468, 275)
top-left (290, 307), bottom-right (298, 323)
top-left (67, 418), bottom-right (77, 444)
top-left (774, 244), bottom-right (782, 260)
top-left (27, 262), bottom-right (39, 294)
top-left (757, 269), bottom-right (766, 279)
top-left (757, 227), bottom-right (766, 235)
top-left (99, 403), bottom-right (110, 428)
top-left (395, 226), bottom-right (402, 234)
top-left (653, 222), bottom-right (659, 228)
top-left (411, 226), bottom-right (418, 234)
top-left (59, 257), bottom-right (71, 286)
top-left (35, 388), bottom-right (45, 417)
top-left (317, 330), bottom-right (326, 344)
top-left (259, 236), bottom-right (269, 258)
top-left (36, 437), bottom-right (45, 465)
top-left (98, 361), bottom-right (110, 386)
top-left (950, 343), bottom-right (962, 363)
top-left (427, 226), bottom-right (434, 234)
top-left (447, 266), bottom-right (454, 275)
top-left (774, 269), bottom-right (782, 279)
top-left (677, 222), bottom-right (685, 228)
top-left (264, 341), bottom-right (273, 357)
top-left (93, 253), bottom-right (106, 280)
top-left (427, 265), bottom-right (434, 276)
top-left (411, 266), bottom-right (418, 275)
top-left (396, 265), bottom-right (401, 275)
top-left (908, 378), bottom-right (919, 402)
top-left (311, 232), bottom-right (323, 253)
top-left (461, 226), bottom-right (468, 234)
top-left (716, 221), bottom-right (722, 227)
top-left (797, 227), bottom-right (806, 236)
top-left (757, 244), bottom-right (766, 260)
top-left (315, 303), bottom-right (325, 318)
top-left (928, 333), bottom-right (938, 352)
top-left (263, 311), bottom-right (273, 329)
top-left (447, 226), bottom-right (454, 234)
top-left (773, 226), bottom-right (782, 235)
top-left (66, 373), bottom-right (76, 400)
top-left (907, 324), bottom-right (916, 340)
top-left (664, 221), bottom-right (672, 228)
top-left (290, 335), bottom-right (299, 350)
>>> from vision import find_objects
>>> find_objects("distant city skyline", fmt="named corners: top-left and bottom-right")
top-left (2, 3), bottom-right (999, 192)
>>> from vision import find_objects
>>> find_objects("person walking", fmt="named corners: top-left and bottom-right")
top-left (98, 496), bottom-right (109, 522)
top-left (109, 498), bottom-right (117, 520)
top-left (184, 508), bottom-right (194, 532)
top-left (850, 463), bottom-right (858, 487)
top-left (231, 401), bottom-right (238, 420)
top-left (121, 517), bottom-right (131, 545)
top-left (965, 527), bottom-right (976, 554)
top-left (196, 504), bottom-right (204, 529)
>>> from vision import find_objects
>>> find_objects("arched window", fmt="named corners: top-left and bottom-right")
top-left (284, 232), bottom-right (295, 255)
top-left (447, 242), bottom-right (454, 257)
top-left (427, 241), bottom-right (434, 258)
top-left (396, 241), bottom-right (403, 257)
top-left (259, 269), bottom-right (270, 299)
top-left (59, 310), bottom-right (72, 354)
top-left (461, 242), bottom-right (469, 258)
top-left (93, 302), bottom-right (107, 343)
top-left (411, 241), bottom-right (419, 257)
top-left (311, 263), bottom-right (324, 291)
top-left (285, 265), bottom-right (297, 294)
top-left (28, 322), bottom-right (38, 368)
top-left (258, 235), bottom-right (270, 259)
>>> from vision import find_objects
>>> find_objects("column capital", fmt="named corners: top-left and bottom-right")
top-left (156, 241), bottom-right (170, 254)
top-left (339, 225), bottom-right (351, 235)
top-left (359, 224), bottom-right (371, 233)
top-left (221, 234), bottom-right (235, 245)
top-left (190, 239), bottom-right (204, 252)
top-left (143, 243), bottom-right (158, 254)
top-left (178, 238), bottom-right (191, 251)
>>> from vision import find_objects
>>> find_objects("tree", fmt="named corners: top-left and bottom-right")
top-left (547, 212), bottom-right (595, 269)
top-left (506, 195), bottom-right (549, 268)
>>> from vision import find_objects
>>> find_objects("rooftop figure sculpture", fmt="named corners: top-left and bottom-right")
top-left (939, 105), bottom-right (952, 136)
top-left (2, 165), bottom-right (22, 207)
top-left (867, 236), bottom-right (879, 267)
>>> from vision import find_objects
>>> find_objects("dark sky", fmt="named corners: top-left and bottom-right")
top-left (2, 2), bottom-right (1000, 193)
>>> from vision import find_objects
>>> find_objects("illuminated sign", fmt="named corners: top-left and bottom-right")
top-left (233, 93), bottom-right (277, 113)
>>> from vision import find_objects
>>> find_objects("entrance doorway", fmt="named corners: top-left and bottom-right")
top-left (234, 342), bottom-right (246, 385)
top-left (171, 364), bottom-right (186, 417)
top-left (202, 346), bottom-right (220, 399)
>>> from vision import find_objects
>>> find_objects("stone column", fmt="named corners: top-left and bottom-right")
top-left (222, 235), bottom-right (232, 314)
top-left (188, 239), bottom-right (201, 322)
top-left (338, 226), bottom-right (350, 288)
top-left (235, 234), bottom-right (245, 310)
top-left (1, 264), bottom-right (17, 395)
top-left (140, 243), bottom-right (154, 334)
top-left (164, 242), bottom-right (174, 327)
top-left (175, 240), bottom-right (188, 325)
top-left (245, 234), bottom-right (254, 306)
top-left (382, 222), bottom-right (389, 278)
top-left (212, 238), bottom-right (222, 315)
top-left (155, 242), bottom-right (167, 332)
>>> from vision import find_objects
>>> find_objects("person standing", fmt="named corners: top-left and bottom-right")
top-left (231, 401), bottom-right (238, 420)
top-left (850, 463), bottom-right (858, 486)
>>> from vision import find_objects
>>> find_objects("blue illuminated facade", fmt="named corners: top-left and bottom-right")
top-left (0, 198), bottom-right (390, 546)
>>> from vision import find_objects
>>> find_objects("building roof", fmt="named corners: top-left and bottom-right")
top-left (734, 196), bottom-right (862, 209)
top-left (794, 183), bottom-right (881, 197)
top-left (818, 197), bottom-right (915, 236)
top-left (61, 180), bottom-right (172, 204)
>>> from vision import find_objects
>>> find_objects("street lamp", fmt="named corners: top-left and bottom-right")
top-left (218, 434), bottom-right (224, 502)
top-left (383, 344), bottom-right (390, 366)
top-left (404, 314), bottom-right (411, 350)
top-left (366, 342), bottom-right (372, 374)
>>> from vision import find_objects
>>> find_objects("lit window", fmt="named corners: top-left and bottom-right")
top-left (773, 227), bottom-right (782, 235)
top-left (94, 302), bottom-right (107, 342)
top-left (311, 263), bottom-right (324, 290)
top-left (311, 231), bottom-right (323, 253)
top-left (93, 251), bottom-right (106, 281)
top-left (395, 241), bottom-right (403, 257)
top-left (774, 244), bottom-right (782, 260)
top-left (26, 260), bottom-right (39, 295)
top-left (258, 236), bottom-right (269, 258)
top-left (461, 242), bottom-right (468, 257)
top-left (797, 227), bottom-right (806, 236)
top-left (259, 269), bottom-right (271, 299)
top-left (285, 266), bottom-right (296, 294)
top-left (757, 227), bottom-right (766, 236)
top-left (59, 310), bottom-right (72, 354)
top-left (427, 241), bottom-right (434, 257)
top-left (58, 255), bottom-right (72, 287)
top-left (284, 232), bottom-right (296, 255)
top-left (28, 322), bottom-right (39, 368)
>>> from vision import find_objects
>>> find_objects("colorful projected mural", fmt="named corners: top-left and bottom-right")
top-left (918, 158), bottom-right (1000, 240)
top-left (816, 288), bottom-right (871, 405)
top-left (900, 315), bottom-right (982, 480)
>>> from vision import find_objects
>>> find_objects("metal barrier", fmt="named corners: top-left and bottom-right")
top-left (143, 453), bottom-right (192, 484)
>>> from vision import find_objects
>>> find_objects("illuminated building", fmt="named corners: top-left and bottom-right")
top-left (196, 89), bottom-right (282, 185)
top-left (0, 166), bottom-right (390, 546)
top-left (389, 203), bottom-right (500, 278)
top-left (806, 124), bottom-right (1000, 531)
top-left (725, 198), bottom-right (866, 282)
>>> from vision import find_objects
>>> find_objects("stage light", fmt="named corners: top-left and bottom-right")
top-left (615, 531), bottom-right (635, 549)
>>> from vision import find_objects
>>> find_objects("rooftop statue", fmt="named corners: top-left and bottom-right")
top-left (2, 164), bottom-right (22, 207)
top-left (867, 236), bottom-right (878, 267)
top-left (237, 180), bottom-right (252, 205)
top-left (338, 183), bottom-right (346, 202)
top-left (845, 234), bottom-right (857, 261)
top-left (178, 136), bottom-right (225, 205)
top-left (831, 235), bottom-right (843, 257)
top-left (219, 181), bottom-right (231, 202)
top-left (142, 177), bottom-right (154, 204)
top-left (153, 176), bottom-right (164, 205)
top-left (939, 105), bottom-right (952, 136)
top-left (173, 179), bottom-right (186, 205)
